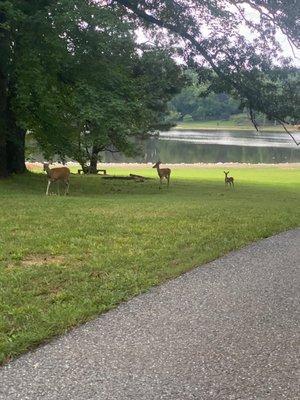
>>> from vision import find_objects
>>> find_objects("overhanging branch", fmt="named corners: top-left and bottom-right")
top-left (278, 122), bottom-right (300, 146)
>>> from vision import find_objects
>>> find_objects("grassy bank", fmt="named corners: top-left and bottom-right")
top-left (1, 165), bottom-right (300, 364)
top-left (173, 120), bottom-right (291, 132)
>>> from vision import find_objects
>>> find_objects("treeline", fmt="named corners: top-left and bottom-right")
top-left (167, 71), bottom-right (238, 122)
top-left (168, 67), bottom-right (299, 126)
top-left (169, 91), bottom-right (240, 123)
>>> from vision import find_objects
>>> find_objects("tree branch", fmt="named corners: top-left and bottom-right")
top-left (278, 121), bottom-right (300, 146)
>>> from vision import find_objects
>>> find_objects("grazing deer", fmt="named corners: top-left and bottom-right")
top-left (224, 171), bottom-right (234, 188)
top-left (152, 161), bottom-right (171, 188)
top-left (43, 162), bottom-right (70, 195)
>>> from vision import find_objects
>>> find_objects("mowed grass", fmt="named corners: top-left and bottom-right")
top-left (0, 166), bottom-right (300, 364)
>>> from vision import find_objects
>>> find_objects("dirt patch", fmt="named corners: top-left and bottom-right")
top-left (21, 254), bottom-right (66, 267)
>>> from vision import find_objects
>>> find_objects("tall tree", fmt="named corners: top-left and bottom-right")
top-left (0, 1), bottom-right (184, 176)
top-left (0, 1), bottom-right (63, 176)
top-left (20, 6), bottom-right (184, 171)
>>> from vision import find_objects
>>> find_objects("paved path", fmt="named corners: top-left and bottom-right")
top-left (1, 229), bottom-right (299, 400)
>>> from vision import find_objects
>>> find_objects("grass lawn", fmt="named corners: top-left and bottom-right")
top-left (174, 120), bottom-right (293, 132)
top-left (1, 165), bottom-right (300, 364)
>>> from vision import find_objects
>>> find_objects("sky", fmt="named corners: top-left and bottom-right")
top-left (239, 5), bottom-right (300, 66)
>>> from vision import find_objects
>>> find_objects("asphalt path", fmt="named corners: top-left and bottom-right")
top-left (1, 229), bottom-right (299, 400)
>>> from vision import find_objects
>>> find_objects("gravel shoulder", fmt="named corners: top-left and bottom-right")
top-left (1, 229), bottom-right (299, 400)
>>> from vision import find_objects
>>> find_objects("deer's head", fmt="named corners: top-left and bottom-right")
top-left (152, 161), bottom-right (161, 169)
top-left (224, 171), bottom-right (229, 177)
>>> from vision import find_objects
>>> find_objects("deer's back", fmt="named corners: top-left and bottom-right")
top-left (49, 167), bottom-right (70, 180)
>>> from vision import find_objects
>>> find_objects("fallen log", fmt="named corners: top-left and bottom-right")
top-left (101, 174), bottom-right (153, 181)
top-left (101, 175), bottom-right (135, 180)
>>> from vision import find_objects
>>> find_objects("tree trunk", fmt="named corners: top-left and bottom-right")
top-left (0, 78), bottom-right (27, 176)
top-left (7, 128), bottom-right (26, 174)
top-left (0, 126), bottom-right (7, 178)
top-left (0, 11), bottom-right (8, 177)
top-left (0, 11), bottom-right (26, 176)
top-left (0, 70), bottom-right (8, 177)
top-left (89, 145), bottom-right (100, 174)
top-left (0, 107), bottom-right (27, 177)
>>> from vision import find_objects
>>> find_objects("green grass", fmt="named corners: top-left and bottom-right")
top-left (174, 120), bottom-right (289, 132)
top-left (1, 166), bottom-right (300, 364)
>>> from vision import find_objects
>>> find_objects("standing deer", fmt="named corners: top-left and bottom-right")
top-left (224, 171), bottom-right (234, 188)
top-left (43, 162), bottom-right (70, 195)
top-left (152, 161), bottom-right (171, 188)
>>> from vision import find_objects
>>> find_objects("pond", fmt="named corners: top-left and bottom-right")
top-left (102, 130), bottom-right (300, 164)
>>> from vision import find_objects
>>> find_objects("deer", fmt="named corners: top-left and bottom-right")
top-left (43, 162), bottom-right (70, 195)
top-left (152, 161), bottom-right (171, 188)
top-left (224, 171), bottom-right (234, 188)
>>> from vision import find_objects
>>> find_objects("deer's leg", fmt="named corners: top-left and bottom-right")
top-left (46, 180), bottom-right (51, 195)
top-left (167, 175), bottom-right (170, 187)
top-left (65, 180), bottom-right (69, 195)
top-left (57, 181), bottom-right (60, 196)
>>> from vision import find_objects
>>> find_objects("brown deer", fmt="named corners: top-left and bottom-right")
top-left (43, 163), bottom-right (70, 195)
top-left (152, 161), bottom-right (171, 188)
top-left (224, 171), bottom-right (234, 188)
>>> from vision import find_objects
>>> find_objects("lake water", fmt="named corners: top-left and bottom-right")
top-left (102, 130), bottom-right (300, 164)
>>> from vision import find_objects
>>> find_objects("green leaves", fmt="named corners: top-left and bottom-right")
top-left (1, 1), bottom-right (185, 166)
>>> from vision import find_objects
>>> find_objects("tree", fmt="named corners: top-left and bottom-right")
top-left (0, 1), bottom-right (69, 177)
top-left (112, 0), bottom-right (300, 141)
top-left (56, 47), bottom-right (184, 173)
top-left (0, 1), bottom-right (185, 176)
top-left (25, 8), bottom-right (184, 172)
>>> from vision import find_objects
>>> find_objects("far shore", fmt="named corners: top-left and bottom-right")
top-left (26, 162), bottom-right (300, 170)
top-left (172, 121), bottom-right (299, 133)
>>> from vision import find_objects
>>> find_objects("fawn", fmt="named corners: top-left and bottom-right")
top-left (152, 161), bottom-right (171, 188)
top-left (43, 163), bottom-right (70, 195)
top-left (224, 171), bottom-right (234, 188)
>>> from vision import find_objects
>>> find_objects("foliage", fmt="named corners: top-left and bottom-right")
top-left (13, 3), bottom-right (185, 168)
top-left (64, 47), bottom-right (186, 170)
top-left (0, 1), bottom-right (185, 175)
top-left (169, 71), bottom-right (240, 122)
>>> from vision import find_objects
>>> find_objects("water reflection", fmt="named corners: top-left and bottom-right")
top-left (102, 130), bottom-right (300, 164)
top-left (160, 130), bottom-right (300, 148)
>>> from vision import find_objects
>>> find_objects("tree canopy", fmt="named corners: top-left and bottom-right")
top-left (0, 0), bottom-right (299, 177)
top-left (113, 1), bottom-right (300, 129)
top-left (0, 1), bottom-right (184, 176)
